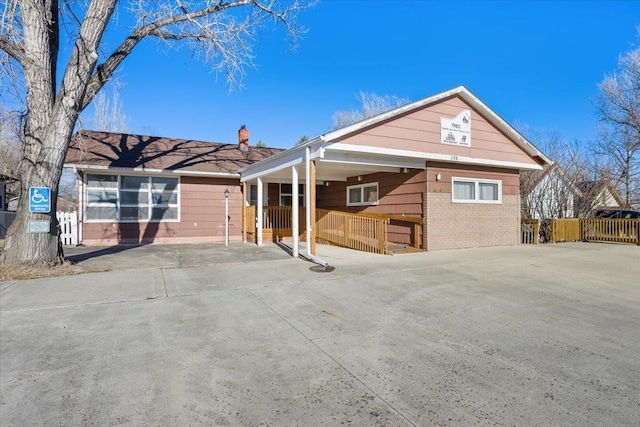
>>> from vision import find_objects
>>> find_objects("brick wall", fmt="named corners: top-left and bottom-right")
top-left (424, 162), bottom-right (521, 251)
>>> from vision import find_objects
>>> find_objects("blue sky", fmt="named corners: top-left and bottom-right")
top-left (87, 1), bottom-right (640, 150)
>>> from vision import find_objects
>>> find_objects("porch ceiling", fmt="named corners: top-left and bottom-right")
top-left (250, 148), bottom-right (426, 183)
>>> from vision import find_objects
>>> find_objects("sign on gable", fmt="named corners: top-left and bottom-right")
top-left (441, 110), bottom-right (471, 147)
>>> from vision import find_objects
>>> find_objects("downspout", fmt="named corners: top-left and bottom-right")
top-left (305, 147), bottom-right (328, 267)
top-left (73, 166), bottom-right (83, 245)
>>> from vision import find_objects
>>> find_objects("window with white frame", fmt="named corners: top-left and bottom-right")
top-left (452, 177), bottom-right (501, 203)
top-left (85, 174), bottom-right (179, 222)
top-left (279, 183), bottom-right (305, 206)
top-left (248, 184), bottom-right (258, 206)
top-left (347, 182), bottom-right (379, 206)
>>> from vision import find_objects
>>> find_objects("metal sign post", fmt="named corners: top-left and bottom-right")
top-left (224, 189), bottom-right (230, 246)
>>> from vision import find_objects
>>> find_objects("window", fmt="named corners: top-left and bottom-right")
top-left (452, 177), bottom-right (501, 203)
top-left (248, 184), bottom-right (258, 206)
top-left (280, 183), bottom-right (305, 206)
top-left (347, 182), bottom-right (379, 206)
top-left (85, 174), bottom-right (179, 222)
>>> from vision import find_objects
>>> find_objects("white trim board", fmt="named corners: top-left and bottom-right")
top-left (66, 163), bottom-right (240, 178)
top-left (327, 143), bottom-right (543, 171)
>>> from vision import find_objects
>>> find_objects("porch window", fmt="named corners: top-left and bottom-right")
top-left (85, 174), bottom-right (179, 222)
top-left (452, 177), bottom-right (501, 204)
top-left (279, 183), bottom-right (304, 206)
top-left (347, 182), bottom-right (379, 206)
top-left (248, 184), bottom-right (258, 206)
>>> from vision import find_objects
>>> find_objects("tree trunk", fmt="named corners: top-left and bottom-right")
top-left (0, 125), bottom-right (77, 266)
top-left (1, 168), bottom-right (64, 266)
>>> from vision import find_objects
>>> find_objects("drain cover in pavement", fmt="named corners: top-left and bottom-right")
top-left (309, 265), bottom-right (335, 273)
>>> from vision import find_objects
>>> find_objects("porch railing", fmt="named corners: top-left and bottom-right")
top-left (244, 205), bottom-right (305, 242)
top-left (316, 209), bottom-right (388, 254)
top-left (243, 206), bottom-right (390, 254)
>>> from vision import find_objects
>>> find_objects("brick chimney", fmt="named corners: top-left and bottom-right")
top-left (238, 125), bottom-right (249, 152)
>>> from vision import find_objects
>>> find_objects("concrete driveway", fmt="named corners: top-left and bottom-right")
top-left (1, 242), bottom-right (639, 426)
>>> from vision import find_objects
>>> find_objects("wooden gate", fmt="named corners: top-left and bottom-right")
top-left (57, 211), bottom-right (78, 245)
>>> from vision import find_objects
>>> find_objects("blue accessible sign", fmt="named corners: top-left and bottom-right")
top-left (29, 187), bottom-right (51, 213)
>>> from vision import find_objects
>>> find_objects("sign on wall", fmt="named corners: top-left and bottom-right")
top-left (28, 220), bottom-right (50, 233)
top-left (441, 110), bottom-right (471, 147)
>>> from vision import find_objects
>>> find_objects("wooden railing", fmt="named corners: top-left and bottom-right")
top-left (581, 218), bottom-right (640, 244)
top-left (316, 209), bottom-right (389, 254)
top-left (244, 206), bottom-right (404, 254)
top-left (551, 218), bottom-right (640, 245)
top-left (243, 206), bottom-right (305, 242)
top-left (521, 219), bottom-right (539, 244)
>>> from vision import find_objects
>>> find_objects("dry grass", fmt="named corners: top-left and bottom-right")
top-left (0, 261), bottom-right (92, 282)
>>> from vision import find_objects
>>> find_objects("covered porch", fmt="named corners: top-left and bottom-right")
top-left (239, 142), bottom-right (427, 259)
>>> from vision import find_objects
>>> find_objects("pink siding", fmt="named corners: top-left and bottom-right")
top-left (82, 176), bottom-right (243, 245)
top-left (317, 170), bottom-right (425, 245)
top-left (335, 95), bottom-right (539, 166)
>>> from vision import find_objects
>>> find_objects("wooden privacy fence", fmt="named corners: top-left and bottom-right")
top-left (551, 219), bottom-right (581, 243)
top-left (521, 219), bottom-right (539, 244)
top-left (551, 218), bottom-right (640, 245)
top-left (316, 209), bottom-right (388, 254)
top-left (57, 211), bottom-right (78, 245)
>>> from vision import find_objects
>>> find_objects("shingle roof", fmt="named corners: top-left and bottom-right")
top-left (576, 179), bottom-right (625, 207)
top-left (65, 130), bottom-right (283, 175)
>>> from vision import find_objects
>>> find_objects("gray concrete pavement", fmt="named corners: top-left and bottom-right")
top-left (1, 242), bottom-right (639, 426)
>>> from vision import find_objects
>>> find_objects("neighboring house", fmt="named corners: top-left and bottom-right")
top-left (1, 174), bottom-right (17, 212)
top-left (575, 180), bottom-right (625, 216)
top-left (64, 128), bottom-right (282, 245)
top-left (57, 195), bottom-right (78, 212)
top-left (1, 174), bottom-right (17, 239)
top-left (65, 86), bottom-right (552, 252)
top-left (520, 163), bottom-right (583, 219)
top-left (241, 85), bottom-right (551, 252)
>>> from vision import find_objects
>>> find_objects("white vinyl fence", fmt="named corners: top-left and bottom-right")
top-left (57, 211), bottom-right (78, 245)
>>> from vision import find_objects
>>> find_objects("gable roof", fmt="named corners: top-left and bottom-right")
top-left (522, 163), bottom-right (583, 196)
top-left (240, 85), bottom-right (551, 182)
top-left (65, 130), bottom-right (283, 177)
top-left (576, 179), bottom-right (625, 207)
top-left (322, 85), bottom-right (551, 165)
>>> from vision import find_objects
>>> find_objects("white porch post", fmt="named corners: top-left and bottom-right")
top-left (305, 148), bottom-right (311, 257)
top-left (292, 166), bottom-right (299, 258)
top-left (257, 176), bottom-right (263, 247)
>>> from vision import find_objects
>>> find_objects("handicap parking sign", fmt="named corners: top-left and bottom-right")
top-left (29, 187), bottom-right (51, 213)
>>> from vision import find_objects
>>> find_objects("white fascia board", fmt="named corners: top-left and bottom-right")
top-left (65, 163), bottom-right (240, 178)
top-left (328, 143), bottom-right (543, 171)
top-left (322, 85), bottom-right (551, 166)
top-left (239, 138), bottom-right (324, 182)
top-left (240, 151), bottom-right (306, 182)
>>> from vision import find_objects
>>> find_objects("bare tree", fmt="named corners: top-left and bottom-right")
top-left (0, 104), bottom-right (24, 183)
top-left (519, 130), bottom-right (582, 220)
top-left (0, 0), bottom-right (316, 266)
top-left (91, 88), bottom-right (129, 133)
top-left (332, 92), bottom-right (410, 129)
top-left (595, 30), bottom-right (640, 207)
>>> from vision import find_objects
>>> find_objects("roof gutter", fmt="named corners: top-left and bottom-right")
top-left (65, 163), bottom-right (240, 179)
